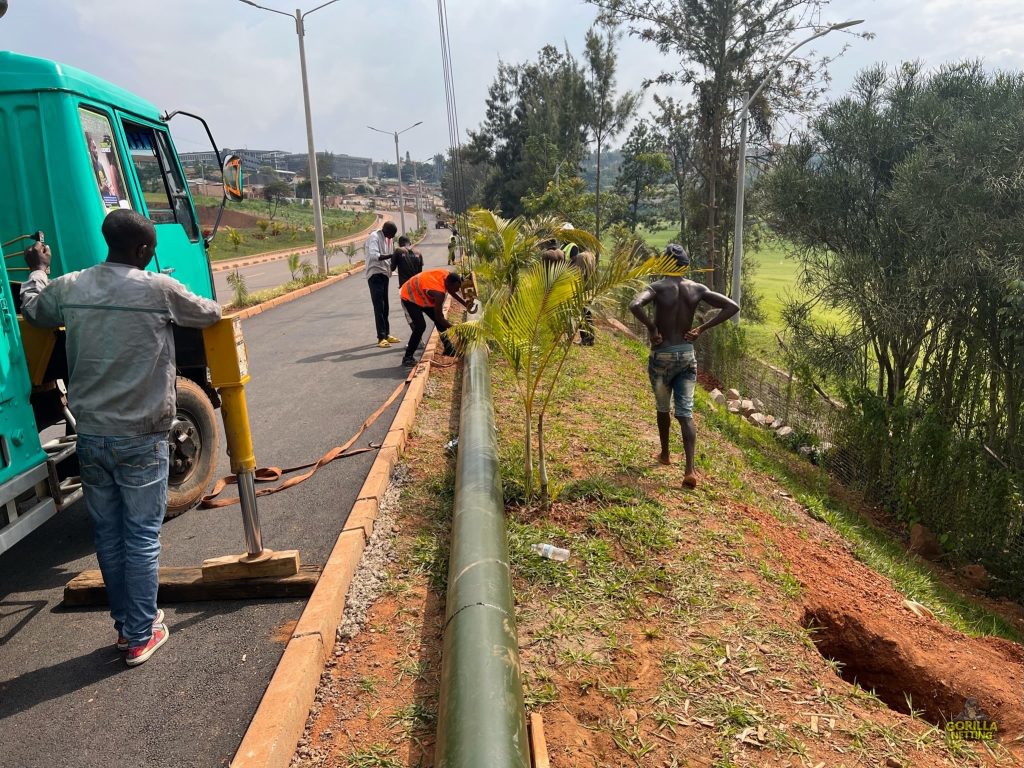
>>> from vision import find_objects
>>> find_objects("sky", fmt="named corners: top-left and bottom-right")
top-left (2, 0), bottom-right (1023, 164)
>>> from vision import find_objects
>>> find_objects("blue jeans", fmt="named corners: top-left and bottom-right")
top-left (77, 432), bottom-right (168, 648)
top-left (648, 344), bottom-right (697, 418)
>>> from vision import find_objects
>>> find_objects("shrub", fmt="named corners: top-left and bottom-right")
top-left (226, 227), bottom-right (244, 252)
top-left (226, 269), bottom-right (248, 305)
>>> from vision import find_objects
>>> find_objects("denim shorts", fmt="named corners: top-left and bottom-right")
top-left (648, 344), bottom-right (697, 418)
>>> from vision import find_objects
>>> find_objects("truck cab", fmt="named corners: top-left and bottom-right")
top-left (0, 51), bottom-right (240, 554)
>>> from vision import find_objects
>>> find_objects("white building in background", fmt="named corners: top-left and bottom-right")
top-left (178, 148), bottom-right (372, 179)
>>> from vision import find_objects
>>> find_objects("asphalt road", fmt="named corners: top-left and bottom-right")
top-left (0, 227), bottom-right (450, 767)
top-left (212, 238), bottom-right (364, 300)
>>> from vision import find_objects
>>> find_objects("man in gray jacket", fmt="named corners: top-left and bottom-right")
top-left (21, 209), bottom-right (221, 667)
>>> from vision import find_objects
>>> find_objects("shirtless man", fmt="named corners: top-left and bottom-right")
top-left (629, 243), bottom-right (738, 487)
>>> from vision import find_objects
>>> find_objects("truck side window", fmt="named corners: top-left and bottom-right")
top-left (79, 108), bottom-right (131, 212)
top-left (123, 122), bottom-right (199, 242)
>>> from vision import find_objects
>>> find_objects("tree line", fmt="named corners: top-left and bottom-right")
top-left (761, 62), bottom-right (1024, 588)
top-left (441, 0), bottom-right (1023, 590)
top-left (445, 0), bottom-right (846, 299)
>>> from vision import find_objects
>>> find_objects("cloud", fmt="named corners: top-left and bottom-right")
top-left (2, 0), bottom-right (1022, 160)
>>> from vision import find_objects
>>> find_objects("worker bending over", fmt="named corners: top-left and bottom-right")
top-left (399, 268), bottom-right (469, 366)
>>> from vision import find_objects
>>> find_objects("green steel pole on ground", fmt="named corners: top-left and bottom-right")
top-left (434, 345), bottom-right (530, 768)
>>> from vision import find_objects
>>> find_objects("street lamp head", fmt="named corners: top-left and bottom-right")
top-left (397, 121), bottom-right (424, 136)
top-left (830, 19), bottom-right (864, 31)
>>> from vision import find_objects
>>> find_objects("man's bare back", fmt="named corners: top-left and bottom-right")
top-left (630, 277), bottom-right (737, 349)
top-left (648, 278), bottom-right (705, 348)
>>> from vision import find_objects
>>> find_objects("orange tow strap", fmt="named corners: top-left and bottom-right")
top-left (199, 370), bottom-right (413, 509)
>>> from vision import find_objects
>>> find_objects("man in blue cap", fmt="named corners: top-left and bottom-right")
top-left (629, 243), bottom-right (738, 488)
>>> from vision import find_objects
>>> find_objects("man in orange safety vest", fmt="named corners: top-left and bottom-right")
top-left (399, 268), bottom-right (471, 366)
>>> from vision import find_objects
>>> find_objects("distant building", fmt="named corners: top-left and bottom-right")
top-left (179, 148), bottom-right (371, 180)
top-left (276, 152), bottom-right (372, 179)
top-left (178, 150), bottom-right (222, 173)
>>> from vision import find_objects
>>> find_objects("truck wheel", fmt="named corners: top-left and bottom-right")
top-left (166, 377), bottom-right (219, 520)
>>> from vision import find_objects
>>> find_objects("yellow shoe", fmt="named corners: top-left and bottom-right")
top-left (377, 339), bottom-right (392, 348)
top-left (385, 335), bottom-right (401, 344)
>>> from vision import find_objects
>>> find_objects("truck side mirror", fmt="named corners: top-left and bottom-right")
top-left (223, 155), bottom-right (243, 202)
top-left (0, 1), bottom-right (8, 19)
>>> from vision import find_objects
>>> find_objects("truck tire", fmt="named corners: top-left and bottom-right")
top-left (166, 377), bottom-right (219, 520)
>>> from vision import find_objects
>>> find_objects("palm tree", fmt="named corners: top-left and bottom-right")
top-left (451, 211), bottom-right (684, 506)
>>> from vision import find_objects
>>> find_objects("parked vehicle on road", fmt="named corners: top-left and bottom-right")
top-left (0, 51), bottom-right (243, 554)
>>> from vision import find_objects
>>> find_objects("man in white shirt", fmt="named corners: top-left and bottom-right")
top-left (364, 220), bottom-right (401, 348)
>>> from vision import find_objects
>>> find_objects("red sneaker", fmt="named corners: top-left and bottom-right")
top-left (116, 609), bottom-right (164, 651)
top-left (125, 623), bottom-right (169, 667)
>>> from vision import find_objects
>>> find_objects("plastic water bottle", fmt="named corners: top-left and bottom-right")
top-left (531, 543), bottom-right (570, 562)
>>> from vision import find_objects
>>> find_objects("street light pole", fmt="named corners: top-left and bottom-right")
top-left (411, 160), bottom-right (422, 230)
top-left (368, 121), bottom-right (422, 236)
top-left (393, 133), bottom-right (405, 235)
top-left (238, 0), bottom-right (343, 275)
top-left (731, 19), bottom-right (863, 323)
top-left (295, 13), bottom-right (327, 274)
top-left (554, 159), bottom-right (567, 186)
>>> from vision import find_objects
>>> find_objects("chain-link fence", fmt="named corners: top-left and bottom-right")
top-left (691, 334), bottom-right (882, 494)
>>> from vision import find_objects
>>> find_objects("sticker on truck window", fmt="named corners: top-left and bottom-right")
top-left (79, 108), bottom-right (131, 212)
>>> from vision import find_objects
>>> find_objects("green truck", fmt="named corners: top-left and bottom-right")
top-left (0, 51), bottom-right (242, 554)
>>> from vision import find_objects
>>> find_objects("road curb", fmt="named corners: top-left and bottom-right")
top-left (230, 262), bottom-right (365, 320)
top-left (211, 213), bottom-right (387, 273)
top-left (230, 326), bottom-right (446, 768)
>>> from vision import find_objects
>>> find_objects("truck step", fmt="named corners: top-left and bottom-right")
top-left (42, 435), bottom-right (82, 511)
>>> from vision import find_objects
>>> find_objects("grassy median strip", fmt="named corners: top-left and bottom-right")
top-left (224, 264), bottom-right (360, 311)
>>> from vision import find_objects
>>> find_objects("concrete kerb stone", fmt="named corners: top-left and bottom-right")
top-left (291, 529), bottom-right (365, 663)
top-left (343, 497), bottom-right (379, 540)
top-left (229, 326), bottom-right (443, 768)
top-left (382, 427), bottom-right (406, 453)
top-left (357, 463), bottom-right (393, 505)
top-left (232, 634), bottom-right (325, 768)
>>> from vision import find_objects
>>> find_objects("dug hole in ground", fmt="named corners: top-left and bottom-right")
top-left (289, 320), bottom-right (1024, 768)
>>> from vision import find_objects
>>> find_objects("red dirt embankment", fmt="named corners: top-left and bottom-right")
top-left (741, 501), bottom-right (1024, 742)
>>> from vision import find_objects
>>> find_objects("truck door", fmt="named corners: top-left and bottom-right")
top-left (0, 255), bottom-right (46, 488)
top-left (119, 118), bottom-right (212, 299)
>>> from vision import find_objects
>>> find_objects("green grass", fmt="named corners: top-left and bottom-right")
top-left (345, 743), bottom-right (402, 768)
top-left (194, 195), bottom-right (374, 261)
top-left (638, 225), bottom-right (677, 253)
top-left (195, 194), bottom-right (372, 228)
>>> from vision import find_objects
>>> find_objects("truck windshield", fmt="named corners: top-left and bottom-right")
top-left (123, 122), bottom-right (199, 242)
